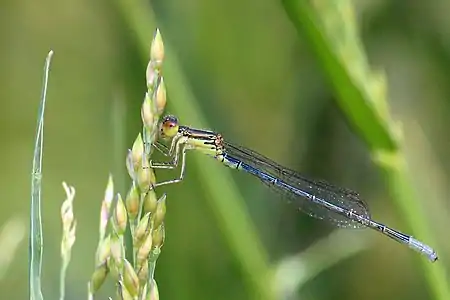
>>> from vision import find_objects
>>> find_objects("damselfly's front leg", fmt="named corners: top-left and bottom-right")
top-left (150, 136), bottom-right (185, 170)
top-left (140, 133), bottom-right (182, 173)
top-left (153, 131), bottom-right (180, 156)
top-left (152, 142), bottom-right (171, 157)
top-left (152, 145), bottom-right (189, 188)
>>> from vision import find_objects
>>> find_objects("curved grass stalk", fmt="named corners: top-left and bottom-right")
top-left (273, 230), bottom-right (371, 298)
top-left (281, 0), bottom-right (449, 299)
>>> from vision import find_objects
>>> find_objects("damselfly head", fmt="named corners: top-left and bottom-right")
top-left (160, 115), bottom-right (179, 139)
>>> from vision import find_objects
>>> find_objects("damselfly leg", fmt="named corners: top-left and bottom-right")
top-left (148, 139), bottom-right (189, 188)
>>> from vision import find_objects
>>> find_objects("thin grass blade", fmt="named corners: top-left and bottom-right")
top-left (29, 50), bottom-right (54, 300)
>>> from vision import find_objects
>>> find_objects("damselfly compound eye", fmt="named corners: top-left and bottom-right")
top-left (160, 115), bottom-right (179, 138)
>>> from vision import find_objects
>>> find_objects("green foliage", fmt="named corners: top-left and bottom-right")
top-left (2, 0), bottom-right (449, 299)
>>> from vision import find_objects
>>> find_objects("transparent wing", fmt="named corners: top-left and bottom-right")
top-left (223, 141), bottom-right (371, 228)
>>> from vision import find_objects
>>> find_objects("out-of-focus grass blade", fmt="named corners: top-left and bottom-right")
top-left (281, 1), bottom-right (449, 299)
top-left (0, 216), bottom-right (26, 280)
top-left (283, 0), bottom-right (397, 152)
top-left (113, 3), bottom-right (273, 300)
top-left (29, 50), bottom-right (54, 300)
top-left (273, 230), bottom-right (370, 299)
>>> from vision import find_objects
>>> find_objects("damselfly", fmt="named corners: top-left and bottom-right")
top-left (148, 115), bottom-right (438, 262)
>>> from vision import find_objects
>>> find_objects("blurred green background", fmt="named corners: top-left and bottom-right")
top-left (1, 0), bottom-right (450, 299)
